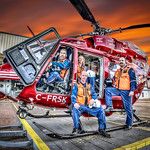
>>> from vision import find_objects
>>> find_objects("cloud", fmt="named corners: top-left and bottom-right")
top-left (0, 0), bottom-right (150, 64)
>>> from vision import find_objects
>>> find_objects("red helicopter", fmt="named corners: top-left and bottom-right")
top-left (0, 0), bottom-right (150, 119)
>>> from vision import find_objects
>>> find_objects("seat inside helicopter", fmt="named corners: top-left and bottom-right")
top-left (36, 46), bottom-right (73, 94)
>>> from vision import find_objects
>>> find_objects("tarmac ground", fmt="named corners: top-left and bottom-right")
top-left (0, 99), bottom-right (150, 150)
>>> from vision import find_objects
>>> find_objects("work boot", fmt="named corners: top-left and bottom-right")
top-left (72, 128), bottom-right (76, 134)
top-left (98, 129), bottom-right (111, 138)
top-left (72, 128), bottom-right (85, 134)
top-left (124, 125), bottom-right (132, 130)
top-left (105, 106), bottom-right (113, 112)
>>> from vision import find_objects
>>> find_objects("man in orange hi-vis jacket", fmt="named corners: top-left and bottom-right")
top-left (105, 57), bottom-right (137, 130)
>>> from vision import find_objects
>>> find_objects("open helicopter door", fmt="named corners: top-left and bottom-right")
top-left (4, 27), bottom-right (60, 86)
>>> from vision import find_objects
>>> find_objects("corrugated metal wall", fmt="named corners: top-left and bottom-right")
top-left (0, 32), bottom-right (28, 64)
top-left (0, 32), bottom-right (28, 53)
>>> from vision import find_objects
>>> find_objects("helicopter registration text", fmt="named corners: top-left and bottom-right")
top-left (36, 94), bottom-right (67, 104)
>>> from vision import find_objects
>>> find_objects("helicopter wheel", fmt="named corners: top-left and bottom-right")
top-left (17, 109), bottom-right (28, 119)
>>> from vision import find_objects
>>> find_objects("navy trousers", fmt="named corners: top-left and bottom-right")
top-left (47, 72), bottom-right (63, 84)
top-left (105, 87), bottom-right (133, 127)
top-left (72, 105), bottom-right (106, 130)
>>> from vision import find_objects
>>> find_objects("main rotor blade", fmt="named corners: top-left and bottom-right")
top-left (69, 0), bottom-right (99, 30)
top-left (110, 23), bottom-right (150, 33)
top-left (122, 23), bottom-right (150, 31)
top-left (70, 32), bottom-right (91, 38)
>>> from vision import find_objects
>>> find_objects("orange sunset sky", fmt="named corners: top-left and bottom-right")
top-left (0, 0), bottom-right (150, 65)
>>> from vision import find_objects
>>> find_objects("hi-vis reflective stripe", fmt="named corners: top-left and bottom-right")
top-left (114, 137), bottom-right (150, 150)
top-left (13, 104), bottom-right (50, 150)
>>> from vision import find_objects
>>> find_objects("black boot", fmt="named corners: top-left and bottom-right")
top-left (72, 128), bottom-right (76, 134)
top-left (98, 129), bottom-right (111, 138)
top-left (72, 128), bottom-right (85, 134)
top-left (124, 125), bottom-right (132, 130)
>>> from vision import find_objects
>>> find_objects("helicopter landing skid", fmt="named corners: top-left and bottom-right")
top-left (33, 119), bottom-right (148, 139)
top-left (27, 112), bottom-right (71, 118)
top-left (16, 108), bottom-right (50, 119)
top-left (17, 107), bottom-right (71, 119)
top-left (33, 121), bottom-right (99, 139)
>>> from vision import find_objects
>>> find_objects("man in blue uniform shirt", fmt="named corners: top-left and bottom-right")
top-left (71, 70), bottom-right (110, 137)
top-left (47, 48), bottom-right (70, 84)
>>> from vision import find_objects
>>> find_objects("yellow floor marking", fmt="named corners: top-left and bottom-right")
top-left (114, 137), bottom-right (150, 150)
top-left (13, 103), bottom-right (50, 150)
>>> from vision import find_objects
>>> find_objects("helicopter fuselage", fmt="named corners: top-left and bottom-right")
top-left (0, 35), bottom-right (148, 111)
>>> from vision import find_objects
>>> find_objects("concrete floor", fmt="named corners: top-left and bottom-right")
top-left (0, 99), bottom-right (150, 150)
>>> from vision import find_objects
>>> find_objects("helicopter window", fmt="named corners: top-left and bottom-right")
top-left (26, 31), bottom-right (59, 65)
top-left (108, 61), bottom-right (120, 79)
top-left (85, 37), bottom-right (95, 48)
top-left (78, 52), bottom-right (104, 98)
top-left (36, 46), bottom-right (73, 94)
